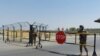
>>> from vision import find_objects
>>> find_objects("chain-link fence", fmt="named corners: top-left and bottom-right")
top-left (1, 21), bottom-right (50, 44)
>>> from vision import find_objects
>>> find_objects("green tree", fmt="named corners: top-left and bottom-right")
top-left (69, 27), bottom-right (77, 32)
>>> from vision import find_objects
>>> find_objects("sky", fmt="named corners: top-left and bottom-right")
top-left (0, 0), bottom-right (100, 30)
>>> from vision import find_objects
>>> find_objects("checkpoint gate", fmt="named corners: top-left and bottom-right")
top-left (35, 29), bottom-right (97, 56)
top-left (1, 22), bottom-right (97, 56)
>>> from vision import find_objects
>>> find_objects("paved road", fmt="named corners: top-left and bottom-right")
top-left (0, 40), bottom-right (94, 56)
top-left (0, 35), bottom-right (100, 56)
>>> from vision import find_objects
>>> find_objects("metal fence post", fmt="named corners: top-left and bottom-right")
top-left (19, 24), bottom-right (22, 42)
top-left (2, 25), bottom-right (4, 41)
top-left (92, 33), bottom-right (97, 56)
top-left (12, 25), bottom-right (15, 41)
top-left (7, 27), bottom-right (9, 42)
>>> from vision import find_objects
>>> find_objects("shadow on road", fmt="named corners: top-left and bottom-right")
top-left (35, 48), bottom-right (80, 56)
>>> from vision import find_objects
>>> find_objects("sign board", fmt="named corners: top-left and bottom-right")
top-left (56, 31), bottom-right (66, 44)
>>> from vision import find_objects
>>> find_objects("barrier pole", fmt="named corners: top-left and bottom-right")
top-left (92, 34), bottom-right (97, 56)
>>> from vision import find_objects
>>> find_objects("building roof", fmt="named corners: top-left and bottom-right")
top-left (94, 18), bottom-right (100, 23)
